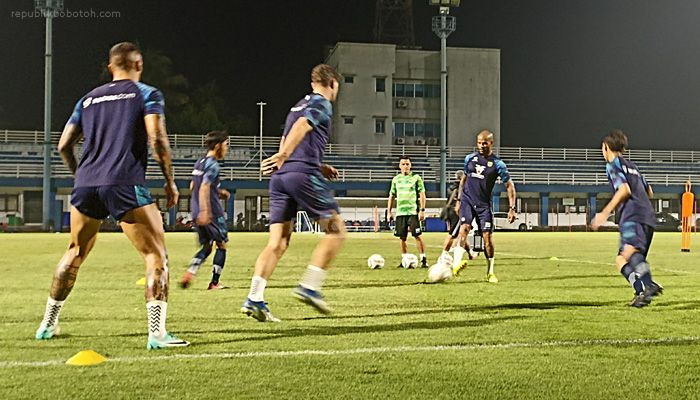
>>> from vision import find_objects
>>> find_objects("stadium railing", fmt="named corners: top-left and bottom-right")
top-left (1, 130), bottom-right (698, 185)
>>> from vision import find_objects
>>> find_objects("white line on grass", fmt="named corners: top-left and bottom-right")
top-left (2, 336), bottom-right (698, 369)
top-left (427, 244), bottom-right (698, 275)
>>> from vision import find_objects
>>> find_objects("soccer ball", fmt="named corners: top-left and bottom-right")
top-left (401, 253), bottom-right (419, 269)
top-left (438, 253), bottom-right (454, 267)
top-left (367, 254), bottom-right (385, 269)
top-left (428, 263), bottom-right (452, 283)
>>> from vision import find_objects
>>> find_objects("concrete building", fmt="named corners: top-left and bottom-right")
top-left (325, 42), bottom-right (500, 148)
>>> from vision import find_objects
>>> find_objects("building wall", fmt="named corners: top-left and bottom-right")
top-left (326, 42), bottom-right (501, 148)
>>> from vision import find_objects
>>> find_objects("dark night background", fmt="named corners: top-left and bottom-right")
top-left (2, 0), bottom-right (700, 149)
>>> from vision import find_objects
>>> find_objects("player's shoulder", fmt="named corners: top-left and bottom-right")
top-left (307, 93), bottom-right (331, 110)
top-left (134, 82), bottom-right (162, 99)
top-left (464, 152), bottom-right (478, 162)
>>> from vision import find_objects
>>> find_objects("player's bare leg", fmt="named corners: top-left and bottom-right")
top-left (241, 221), bottom-right (293, 322)
top-left (415, 235), bottom-right (428, 268)
top-left (483, 232), bottom-right (498, 283)
top-left (294, 212), bottom-right (347, 313)
top-left (452, 224), bottom-right (472, 276)
top-left (121, 204), bottom-right (188, 349)
top-left (36, 207), bottom-right (101, 340)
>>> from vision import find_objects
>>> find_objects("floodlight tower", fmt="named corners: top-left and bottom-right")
top-left (36, 0), bottom-right (63, 231)
top-left (430, 0), bottom-right (459, 198)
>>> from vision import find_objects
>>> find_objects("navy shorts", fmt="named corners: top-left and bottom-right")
top-left (195, 216), bottom-right (229, 245)
top-left (619, 221), bottom-right (654, 256)
top-left (459, 199), bottom-right (493, 233)
top-left (71, 185), bottom-right (154, 220)
top-left (269, 171), bottom-right (340, 224)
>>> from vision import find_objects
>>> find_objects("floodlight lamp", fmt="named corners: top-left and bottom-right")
top-left (428, 0), bottom-right (461, 7)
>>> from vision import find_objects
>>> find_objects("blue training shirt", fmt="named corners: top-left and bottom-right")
top-left (462, 152), bottom-right (511, 207)
top-left (605, 156), bottom-right (656, 227)
top-left (191, 156), bottom-right (224, 221)
top-left (276, 93), bottom-right (332, 174)
top-left (67, 79), bottom-right (164, 187)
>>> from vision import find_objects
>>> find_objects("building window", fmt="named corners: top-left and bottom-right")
top-left (415, 83), bottom-right (424, 98)
top-left (343, 116), bottom-right (354, 124)
top-left (375, 77), bottom-right (386, 92)
top-left (405, 122), bottom-right (415, 136)
top-left (0, 194), bottom-right (19, 212)
top-left (395, 83), bottom-right (405, 97)
top-left (404, 83), bottom-right (414, 97)
top-left (393, 122), bottom-right (404, 137)
top-left (344, 75), bottom-right (354, 84)
top-left (375, 118), bottom-right (386, 134)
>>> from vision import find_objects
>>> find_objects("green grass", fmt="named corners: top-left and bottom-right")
top-left (1, 231), bottom-right (699, 399)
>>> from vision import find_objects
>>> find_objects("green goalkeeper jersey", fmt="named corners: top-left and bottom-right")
top-left (390, 173), bottom-right (425, 216)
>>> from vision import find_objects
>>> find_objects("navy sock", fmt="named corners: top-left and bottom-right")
top-left (628, 252), bottom-right (653, 287)
top-left (620, 264), bottom-right (644, 294)
top-left (211, 249), bottom-right (226, 284)
top-left (195, 245), bottom-right (212, 262)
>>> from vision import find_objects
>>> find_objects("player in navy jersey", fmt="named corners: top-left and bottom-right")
top-left (240, 64), bottom-right (346, 322)
top-left (453, 130), bottom-right (517, 283)
top-left (35, 42), bottom-right (188, 349)
top-left (179, 131), bottom-right (230, 290)
top-left (592, 129), bottom-right (662, 307)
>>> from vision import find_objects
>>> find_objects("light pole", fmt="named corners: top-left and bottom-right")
top-left (256, 101), bottom-right (267, 181)
top-left (36, 0), bottom-right (63, 231)
top-left (431, 0), bottom-right (458, 198)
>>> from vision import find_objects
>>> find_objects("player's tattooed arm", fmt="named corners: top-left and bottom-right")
top-left (145, 114), bottom-right (178, 208)
top-left (57, 123), bottom-right (83, 176)
top-left (505, 181), bottom-right (517, 223)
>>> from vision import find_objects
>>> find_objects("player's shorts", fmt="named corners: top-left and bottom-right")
top-left (269, 171), bottom-right (340, 224)
top-left (71, 185), bottom-right (154, 220)
top-left (394, 215), bottom-right (422, 239)
top-left (459, 198), bottom-right (493, 233)
top-left (195, 216), bottom-right (229, 245)
top-left (618, 221), bottom-right (654, 256)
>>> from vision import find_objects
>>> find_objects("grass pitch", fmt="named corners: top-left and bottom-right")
top-left (1, 231), bottom-right (699, 399)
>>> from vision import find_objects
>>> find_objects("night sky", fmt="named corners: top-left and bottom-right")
top-left (2, 0), bottom-right (700, 150)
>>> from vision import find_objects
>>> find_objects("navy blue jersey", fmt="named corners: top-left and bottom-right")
top-left (191, 156), bottom-right (224, 221)
top-left (277, 93), bottom-right (332, 174)
top-left (605, 156), bottom-right (656, 227)
top-left (462, 152), bottom-right (511, 207)
top-left (67, 79), bottom-right (164, 187)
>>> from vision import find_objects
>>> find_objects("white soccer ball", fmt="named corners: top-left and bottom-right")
top-left (428, 263), bottom-right (453, 283)
top-left (438, 253), bottom-right (454, 267)
top-left (367, 254), bottom-right (385, 269)
top-left (401, 253), bottom-right (419, 269)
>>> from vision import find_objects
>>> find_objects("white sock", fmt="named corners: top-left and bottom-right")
top-left (248, 276), bottom-right (267, 302)
top-left (146, 300), bottom-right (167, 338)
top-left (453, 246), bottom-right (466, 267)
top-left (187, 258), bottom-right (203, 274)
top-left (487, 257), bottom-right (495, 275)
top-left (441, 250), bottom-right (450, 258)
top-left (300, 265), bottom-right (327, 291)
top-left (41, 297), bottom-right (64, 327)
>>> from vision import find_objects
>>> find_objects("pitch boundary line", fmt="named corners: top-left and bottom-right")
top-left (427, 244), bottom-right (697, 275)
top-left (2, 336), bottom-right (698, 369)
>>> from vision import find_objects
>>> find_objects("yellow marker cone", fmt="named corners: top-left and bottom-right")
top-left (135, 277), bottom-right (146, 286)
top-left (65, 350), bottom-right (107, 366)
top-left (549, 257), bottom-right (560, 261)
